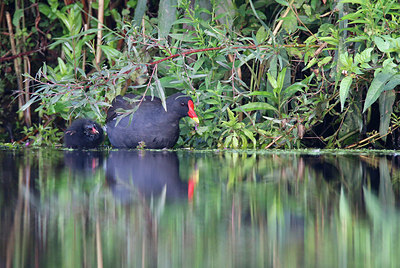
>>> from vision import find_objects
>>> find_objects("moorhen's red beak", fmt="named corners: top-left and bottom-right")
top-left (91, 126), bottom-right (99, 134)
top-left (188, 100), bottom-right (199, 124)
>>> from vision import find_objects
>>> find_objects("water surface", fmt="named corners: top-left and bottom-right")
top-left (1, 149), bottom-right (400, 267)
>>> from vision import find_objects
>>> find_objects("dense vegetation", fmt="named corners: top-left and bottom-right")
top-left (1, 0), bottom-right (400, 149)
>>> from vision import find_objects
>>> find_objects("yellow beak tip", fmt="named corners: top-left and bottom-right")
top-left (192, 117), bottom-right (200, 124)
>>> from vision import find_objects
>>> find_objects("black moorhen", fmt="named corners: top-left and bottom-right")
top-left (106, 92), bottom-right (199, 149)
top-left (64, 118), bottom-right (104, 149)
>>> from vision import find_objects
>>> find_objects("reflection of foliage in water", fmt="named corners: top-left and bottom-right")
top-left (1, 149), bottom-right (400, 266)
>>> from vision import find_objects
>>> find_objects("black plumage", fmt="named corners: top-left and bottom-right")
top-left (64, 118), bottom-right (104, 149)
top-left (106, 92), bottom-right (199, 149)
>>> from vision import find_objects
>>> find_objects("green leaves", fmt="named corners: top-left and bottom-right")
top-left (219, 108), bottom-right (256, 149)
top-left (154, 73), bottom-right (167, 111)
top-left (363, 71), bottom-right (400, 113)
top-left (379, 90), bottom-right (395, 140)
top-left (339, 0), bottom-right (364, 4)
top-left (374, 36), bottom-right (400, 53)
top-left (354, 48), bottom-right (373, 68)
top-left (133, 0), bottom-right (147, 26)
top-left (339, 76), bottom-right (353, 111)
top-left (101, 45), bottom-right (123, 62)
top-left (158, 0), bottom-right (177, 38)
top-left (256, 26), bottom-right (268, 44)
top-left (234, 102), bottom-right (277, 112)
top-left (339, 48), bottom-right (375, 112)
top-left (16, 0), bottom-right (400, 150)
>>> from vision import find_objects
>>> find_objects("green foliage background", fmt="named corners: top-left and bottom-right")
top-left (1, 0), bottom-right (400, 149)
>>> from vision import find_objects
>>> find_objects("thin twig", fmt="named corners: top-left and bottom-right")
top-left (21, 2), bottom-right (32, 127)
top-left (271, 0), bottom-right (294, 37)
top-left (147, 45), bottom-right (259, 66)
top-left (0, 47), bottom-right (46, 62)
top-left (345, 125), bottom-right (400, 149)
top-left (264, 121), bottom-right (300, 149)
top-left (6, 12), bottom-right (24, 120)
top-left (95, 0), bottom-right (104, 66)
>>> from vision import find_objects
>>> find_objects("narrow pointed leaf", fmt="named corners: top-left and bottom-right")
top-left (154, 75), bottom-right (167, 111)
top-left (379, 90), bottom-right (395, 140)
top-left (133, 0), bottom-right (147, 26)
top-left (340, 76), bottom-right (353, 111)
top-left (234, 102), bottom-right (277, 112)
top-left (158, 0), bottom-right (177, 38)
top-left (363, 71), bottom-right (395, 113)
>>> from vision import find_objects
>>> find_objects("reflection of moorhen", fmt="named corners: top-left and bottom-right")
top-left (106, 150), bottom-right (191, 203)
top-left (64, 150), bottom-right (104, 175)
top-left (64, 119), bottom-right (104, 149)
top-left (106, 93), bottom-right (199, 149)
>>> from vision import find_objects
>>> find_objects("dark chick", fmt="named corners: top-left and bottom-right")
top-left (64, 118), bottom-right (104, 149)
top-left (106, 92), bottom-right (199, 149)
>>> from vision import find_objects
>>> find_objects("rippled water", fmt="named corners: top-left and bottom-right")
top-left (1, 149), bottom-right (400, 267)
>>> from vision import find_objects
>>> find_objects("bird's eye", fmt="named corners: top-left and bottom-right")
top-left (180, 102), bottom-right (185, 106)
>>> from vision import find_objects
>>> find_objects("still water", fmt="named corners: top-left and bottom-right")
top-left (1, 149), bottom-right (400, 267)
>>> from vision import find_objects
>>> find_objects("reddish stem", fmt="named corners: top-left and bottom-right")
top-left (147, 45), bottom-right (258, 66)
